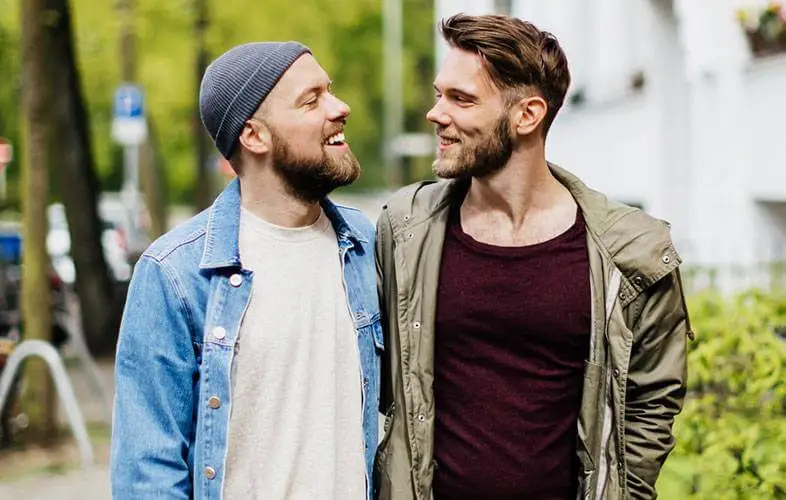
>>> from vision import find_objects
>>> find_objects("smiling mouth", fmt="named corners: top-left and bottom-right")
top-left (325, 132), bottom-right (346, 146)
top-left (438, 135), bottom-right (460, 147)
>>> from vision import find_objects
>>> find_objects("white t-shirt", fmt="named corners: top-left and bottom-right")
top-left (222, 207), bottom-right (365, 500)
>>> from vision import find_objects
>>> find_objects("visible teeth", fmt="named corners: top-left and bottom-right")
top-left (327, 132), bottom-right (345, 145)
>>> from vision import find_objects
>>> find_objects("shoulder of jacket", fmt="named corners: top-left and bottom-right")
top-left (552, 163), bottom-right (682, 288)
top-left (381, 179), bottom-right (453, 220)
top-left (142, 210), bottom-right (209, 263)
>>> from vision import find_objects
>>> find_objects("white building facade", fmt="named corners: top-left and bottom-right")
top-left (435, 0), bottom-right (786, 290)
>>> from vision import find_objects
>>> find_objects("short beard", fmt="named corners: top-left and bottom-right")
top-left (433, 113), bottom-right (513, 180)
top-left (269, 126), bottom-right (361, 203)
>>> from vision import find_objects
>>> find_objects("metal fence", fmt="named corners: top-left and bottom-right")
top-left (682, 262), bottom-right (786, 296)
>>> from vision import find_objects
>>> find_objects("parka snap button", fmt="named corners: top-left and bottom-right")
top-left (212, 326), bottom-right (226, 340)
top-left (204, 466), bottom-right (216, 479)
top-left (404, 215), bottom-right (410, 222)
top-left (229, 274), bottom-right (243, 287)
top-left (613, 368), bottom-right (620, 378)
top-left (633, 276), bottom-right (643, 286)
top-left (413, 321), bottom-right (421, 329)
top-left (662, 255), bottom-right (671, 264)
top-left (417, 414), bottom-right (426, 422)
top-left (208, 396), bottom-right (221, 409)
top-left (407, 232), bottom-right (414, 239)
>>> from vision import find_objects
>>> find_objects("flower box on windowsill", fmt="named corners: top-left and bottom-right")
top-left (744, 29), bottom-right (786, 57)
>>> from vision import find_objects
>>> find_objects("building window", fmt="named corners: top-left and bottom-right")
top-left (494, 0), bottom-right (512, 15)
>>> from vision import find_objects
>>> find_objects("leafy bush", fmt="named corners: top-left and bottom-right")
top-left (658, 290), bottom-right (786, 498)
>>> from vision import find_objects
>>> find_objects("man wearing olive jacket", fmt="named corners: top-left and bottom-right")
top-left (374, 14), bottom-right (692, 500)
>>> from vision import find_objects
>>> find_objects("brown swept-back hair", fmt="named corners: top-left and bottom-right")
top-left (439, 13), bottom-right (571, 136)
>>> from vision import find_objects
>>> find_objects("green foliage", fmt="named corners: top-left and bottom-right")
top-left (658, 290), bottom-right (786, 499)
top-left (0, 0), bottom-right (21, 204)
top-left (0, 0), bottom-right (436, 205)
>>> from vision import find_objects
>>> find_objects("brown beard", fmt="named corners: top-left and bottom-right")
top-left (268, 125), bottom-right (361, 203)
top-left (433, 113), bottom-right (513, 180)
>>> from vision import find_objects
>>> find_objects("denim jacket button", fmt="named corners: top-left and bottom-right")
top-left (204, 466), bottom-right (216, 480)
top-left (212, 326), bottom-right (226, 340)
top-left (229, 274), bottom-right (243, 287)
top-left (208, 396), bottom-right (221, 409)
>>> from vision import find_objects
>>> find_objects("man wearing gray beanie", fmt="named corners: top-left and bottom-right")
top-left (111, 42), bottom-right (381, 500)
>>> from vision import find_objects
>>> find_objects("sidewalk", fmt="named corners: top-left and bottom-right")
top-left (0, 464), bottom-right (110, 499)
top-left (0, 358), bottom-right (114, 499)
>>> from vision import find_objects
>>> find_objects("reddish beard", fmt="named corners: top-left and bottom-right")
top-left (269, 125), bottom-right (361, 202)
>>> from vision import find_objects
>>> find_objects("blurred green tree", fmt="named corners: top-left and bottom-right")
top-left (192, 0), bottom-right (213, 211)
top-left (0, 0), bottom-right (438, 206)
top-left (46, 0), bottom-right (121, 356)
top-left (0, 6), bottom-right (21, 207)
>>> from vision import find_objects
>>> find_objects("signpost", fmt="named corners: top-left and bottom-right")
top-left (111, 84), bottom-right (148, 231)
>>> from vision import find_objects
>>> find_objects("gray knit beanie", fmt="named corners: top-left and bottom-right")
top-left (199, 41), bottom-right (311, 159)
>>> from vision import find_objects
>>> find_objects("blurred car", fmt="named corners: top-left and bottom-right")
top-left (98, 191), bottom-right (151, 261)
top-left (47, 202), bottom-right (134, 285)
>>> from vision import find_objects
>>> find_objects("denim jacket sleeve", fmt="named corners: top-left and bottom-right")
top-left (111, 255), bottom-right (197, 499)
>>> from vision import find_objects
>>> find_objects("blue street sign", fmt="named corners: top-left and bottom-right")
top-left (113, 84), bottom-right (144, 119)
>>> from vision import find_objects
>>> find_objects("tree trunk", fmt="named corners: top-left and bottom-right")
top-left (46, 0), bottom-right (119, 356)
top-left (20, 0), bottom-right (56, 445)
top-left (193, 0), bottom-right (213, 211)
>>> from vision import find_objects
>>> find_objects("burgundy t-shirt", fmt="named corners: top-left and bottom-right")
top-left (433, 204), bottom-right (591, 500)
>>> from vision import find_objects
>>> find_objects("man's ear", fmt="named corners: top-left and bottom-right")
top-left (237, 119), bottom-right (271, 155)
top-left (511, 95), bottom-right (548, 136)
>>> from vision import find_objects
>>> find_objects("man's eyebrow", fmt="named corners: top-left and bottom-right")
top-left (296, 80), bottom-right (333, 102)
top-left (434, 84), bottom-right (478, 99)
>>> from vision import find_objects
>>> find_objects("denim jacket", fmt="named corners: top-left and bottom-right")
top-left (111, 179), bottom-right (383, 499)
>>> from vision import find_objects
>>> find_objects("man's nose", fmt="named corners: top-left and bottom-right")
top-left (426, 100), bottom-right (449, 126)
top-left (327, 94), bottom-right (350, 120)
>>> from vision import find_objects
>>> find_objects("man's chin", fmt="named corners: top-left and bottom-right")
top-left (432, 159), bottom-right (465, 179)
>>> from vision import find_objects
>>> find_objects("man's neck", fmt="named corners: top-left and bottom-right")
top-left (238, 169), bottom-right (322, 228)
top-left (460, 146), bottom-right (577, 246)
top-left (464, 150), bottom-right (565, 223)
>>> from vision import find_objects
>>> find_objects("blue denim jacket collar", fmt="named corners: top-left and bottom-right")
top-left (200, 178), bottom-right (368, 270)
